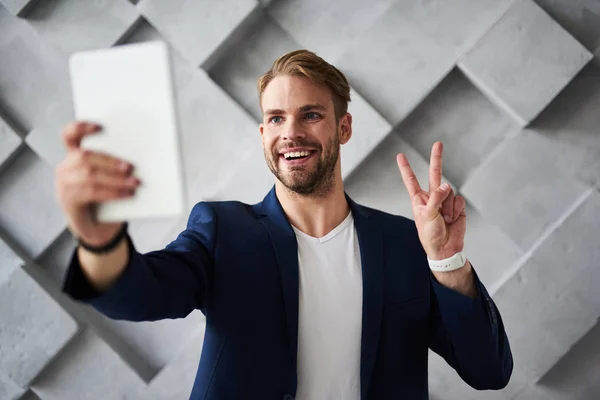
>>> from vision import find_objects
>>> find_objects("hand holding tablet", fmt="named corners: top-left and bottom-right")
top-left (67, 41), bottom-right (185, 223)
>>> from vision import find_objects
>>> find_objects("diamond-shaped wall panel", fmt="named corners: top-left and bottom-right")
top-left (31, 329), bottom-right (145, 400)
top-left (460, 129), bottom-right (590, 251)
top-left (176, 69), bottom-right (260, 204)
top-left (120, 17), bottom-right (197, 90)
top-left (0, 0), bottom-right (37, 17)
top-left (0, 371), bottom-right (25, 400)
top-left (26, 0), bottom-right (140, 55)
top-left (0, 6), bottom-right (70, 132)
top-left (138, 0), bottom-right (259, 68)
top-left (24, 98), bottom-right (73, 168)
top-left (0, 237), bottom-right (22, 285)
top-left (35, 229), bottom-right (75, 283)
top-left (208, 9), bottom-right (302, 121)
top-left (530, 63), bottom-right (600, 189)
top-left (341, 89), bottom-right (392, 179)
top-left (398, 68), bottom-right (518, 188)
top-left (0, 149), bottom-right (66, 258)
top-left (18, 389), bottom-right (41, 400)
top-left (0, 267), bottom-right (78, 387)
top-left (141, 324), bottom-right (205, 399)
top-left (533, 0), bottom-right (600, 51)
top-left (99, 309), bottom-right (206, 375)
top-left (489, 189), bottom-right (600, 391)
top-left (459, 0), bottom-right (593, 126)
top-left (336, 0), bottom-right (513, 126)
top-left (460, 204), bottom-right (523, 293)
top-left (516, 321), bottom-right (600, 400)
top-left (266, 0), bottom-right (396, 62)
top-left (0, 115), bottom-right (22, 166)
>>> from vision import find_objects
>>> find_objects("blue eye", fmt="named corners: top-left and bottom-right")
top-left (269, 116), bottom-right (282, 124)
top-left (304, 112), bottom-right (321, 120)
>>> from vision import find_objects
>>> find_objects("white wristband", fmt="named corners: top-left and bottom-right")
top-left (427, 251), bottom-right (467, 272)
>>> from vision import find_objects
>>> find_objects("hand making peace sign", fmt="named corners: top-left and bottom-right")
top-left (396, 142), bottom-right (466, 262)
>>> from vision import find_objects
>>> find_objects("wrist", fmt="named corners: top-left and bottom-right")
top-left (432, 262), bottom-right (478, 298)
top-left (78, 223), bottom-right (129, 254)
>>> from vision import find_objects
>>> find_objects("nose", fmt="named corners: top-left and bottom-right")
top-left (282, 117), bottom-right (306, 142)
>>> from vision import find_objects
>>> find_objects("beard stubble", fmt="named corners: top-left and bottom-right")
top-left (264, 134), bottom-right (340, 197)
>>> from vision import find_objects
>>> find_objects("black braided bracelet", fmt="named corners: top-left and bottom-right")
top-left (78, 222), bottom-right (129, 254)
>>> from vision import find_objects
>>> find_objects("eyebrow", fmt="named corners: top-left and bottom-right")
top-left (263, 103), bottom-right (327, 116)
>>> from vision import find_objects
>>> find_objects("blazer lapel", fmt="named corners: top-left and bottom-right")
top-left (347, 196), bottom-right (384, 400)
top-left (256, 187), bottom-right (300, 376)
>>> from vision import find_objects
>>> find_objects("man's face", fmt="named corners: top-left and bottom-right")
top-left (259, 76), bottom-right (349, 196)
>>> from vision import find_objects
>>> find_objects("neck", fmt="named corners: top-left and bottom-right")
top-left (275, 172), bottom-right (350, 238)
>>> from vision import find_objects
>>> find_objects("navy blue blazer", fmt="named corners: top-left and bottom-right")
top-left (63, 186), bottom-right (513, 399)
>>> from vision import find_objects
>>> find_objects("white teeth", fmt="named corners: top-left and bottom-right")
top-left (284, 151), bottom-right (311, 159)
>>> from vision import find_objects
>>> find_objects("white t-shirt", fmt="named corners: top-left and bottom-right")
top-left (292, 212), bottom-right (363, 400)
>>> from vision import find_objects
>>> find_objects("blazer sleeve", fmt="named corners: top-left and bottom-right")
top-left (427, 266), bottom-right (514, 390)
top-left (61, 202), bottom-right (217, 321)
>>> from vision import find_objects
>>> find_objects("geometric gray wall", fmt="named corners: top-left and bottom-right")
top-left (0, 0), bottom-right (599, 399)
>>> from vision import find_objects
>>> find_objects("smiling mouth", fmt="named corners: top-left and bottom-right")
top-left (279, 150), bottom-right (316, 165)
top-left (282, 150), bottom-right (313, 161)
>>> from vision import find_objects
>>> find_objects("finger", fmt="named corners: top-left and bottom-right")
top-left (453, 194), bottom-right (466, 222)
top-left (70, 167), bottom-right (140, 191)
top-left (74, 149), bottom-right (133, 176)
top-left (440, 184), bottom-right (455, 223)
top-left (429, 141), bottom-right (443, 193)
top-left (80, 185), bottom-right (136, 204)
top-left (62, 121), bottom-right (102, 152)
top-left (397, 153), bottom-right (422, 198)
top-left (64, 173), bottom-right (138, 205)
top-left (59, 166), bottom-right (136, 204)
top-left (426, 183), bottom-right (452, 219)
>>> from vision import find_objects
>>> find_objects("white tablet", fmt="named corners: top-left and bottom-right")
top-left (69, 41), bottom-right (186, 222)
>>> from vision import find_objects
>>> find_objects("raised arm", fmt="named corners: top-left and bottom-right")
top-left (397, 141), bottom-right (513, 388)
top-left (55, 121), bottom-right (215, 320)
top-left (62, 202), bottom-right (217, 321)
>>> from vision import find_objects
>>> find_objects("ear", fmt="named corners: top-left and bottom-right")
top-left (339, 113), bottom-right (352, 145)
top-left (259, 122), bottom-right (265, 138)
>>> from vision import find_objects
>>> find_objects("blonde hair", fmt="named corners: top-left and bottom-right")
top-left (257, 49), bottom-right (351, 121)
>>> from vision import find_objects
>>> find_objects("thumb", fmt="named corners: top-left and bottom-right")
top-left (426, 183), bottom-right (452, 217)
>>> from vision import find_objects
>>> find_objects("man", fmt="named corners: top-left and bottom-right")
top-left (56, 49), bottom-right (513, 399)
